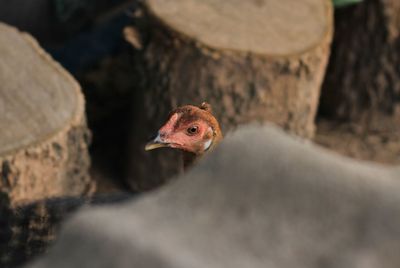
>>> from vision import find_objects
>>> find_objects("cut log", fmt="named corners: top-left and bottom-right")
top-left (0, 23), bottom-right (94, 206)
top-left (320, 0), bottom-right (400, 123)
top-left (127, 0), bottom-right (333, 191)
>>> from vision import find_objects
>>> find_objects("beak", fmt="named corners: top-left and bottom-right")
top-left (144, 133), bottom-right (169, 151)
top-left (144, 141), bottom-right (169, 151)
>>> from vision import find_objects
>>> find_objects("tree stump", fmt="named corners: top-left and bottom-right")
top-left (320, 0), bottom-right (400, 123)
top-left (0, 23), bottom-right (94, 206)
top-left (127, 0), bottom-right (333, 191)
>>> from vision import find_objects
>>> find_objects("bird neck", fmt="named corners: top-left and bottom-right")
top-left (182, 132), bottom-right (222, 170)
top-left (182, 125), bottom-right (223, 171)
top-left (182, 151), bottom-right (199, 170)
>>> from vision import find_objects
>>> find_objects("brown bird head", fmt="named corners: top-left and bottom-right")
top-left (145, 102), bottom-right (222, 156)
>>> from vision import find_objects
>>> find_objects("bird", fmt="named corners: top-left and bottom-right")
top-left (145, 102), bottom-right (223, 168)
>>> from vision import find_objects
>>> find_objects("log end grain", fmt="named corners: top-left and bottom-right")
top-left (146, 0), bottom-right (332, 56)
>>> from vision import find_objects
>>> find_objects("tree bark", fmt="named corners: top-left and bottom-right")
top-left (126, 0), bottom-right (333, 191)
top-left (0, 23), bottom-right (94, 206)
top-left (319, 0), bottom-right (400, 122)
top-left (0, 193), bottom-right (131, 268)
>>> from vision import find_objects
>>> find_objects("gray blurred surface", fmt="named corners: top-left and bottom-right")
top-left (28, 124), bottom-right (400, 268)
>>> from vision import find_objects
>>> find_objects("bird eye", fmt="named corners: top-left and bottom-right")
top-left (187, 126), bottom-right (199, 135)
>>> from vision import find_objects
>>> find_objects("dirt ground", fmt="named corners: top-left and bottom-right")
top-left (315, 115), bottom-right (400, 165)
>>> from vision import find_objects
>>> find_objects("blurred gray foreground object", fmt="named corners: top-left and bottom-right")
top-left (28, 125), bottom-right (400, 268)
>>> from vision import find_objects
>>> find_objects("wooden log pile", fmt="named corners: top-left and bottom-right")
top-left (3, 0), bottom-right (400, 267)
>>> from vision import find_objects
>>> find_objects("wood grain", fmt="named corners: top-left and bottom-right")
top-left (147, 0), bottom-right (331, 56)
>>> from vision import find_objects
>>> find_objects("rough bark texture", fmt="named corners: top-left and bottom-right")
top-left (0, 193), bottom-right (133, 268)
top-left (127, 0), bottom-right (333, 191)
top-left (0, 23), bottom-right (94, 206)
top-left (315, 116), bottom-right (400, 164)
top-left (320, 0), bottom-right (400, 122)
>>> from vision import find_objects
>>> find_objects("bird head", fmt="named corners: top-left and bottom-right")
top-left (145, 102), bottom-right (222, 155)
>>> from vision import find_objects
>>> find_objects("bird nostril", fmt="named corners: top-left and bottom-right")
top-left (159, 132), bottom-right (166, 139)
